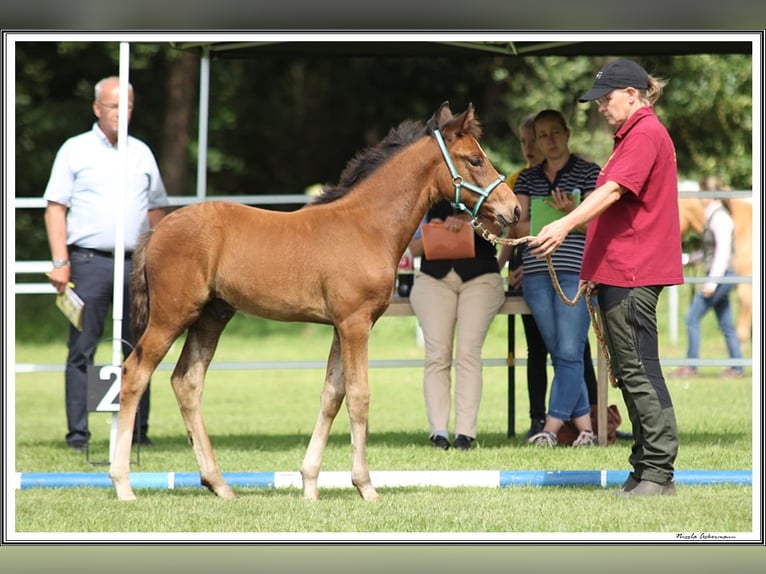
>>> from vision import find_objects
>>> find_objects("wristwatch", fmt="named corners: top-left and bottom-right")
top-left (52, 259), bottom-right (70, 269)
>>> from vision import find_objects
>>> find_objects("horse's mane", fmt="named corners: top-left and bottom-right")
top-left (309, 119), bottom-right (428, 205)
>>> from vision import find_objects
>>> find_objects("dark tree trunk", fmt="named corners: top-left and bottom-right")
top-left (160, 50), bottom-right (198, 196)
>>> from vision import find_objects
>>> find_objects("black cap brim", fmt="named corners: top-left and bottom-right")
top-left (578, 84), bottom-right (614, 103)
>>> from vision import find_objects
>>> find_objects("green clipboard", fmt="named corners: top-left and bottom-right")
top-left (530, 192), bottom-right (581, 236)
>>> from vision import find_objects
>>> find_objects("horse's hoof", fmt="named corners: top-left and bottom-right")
top-left (111, 477), bottom-right (137, 501)
top-left (303, 489), bottom-right (320, 501)
top-left (202, 478), bottom-right (236, 499)
top-left (302, 483), bottom-right (320, 500)
top-left (115, 489), bottom-right (137, 501)
top-left (216, 486), bottom-right (236, 500)
top-left (355, 483), bottom-right (381, 501)
top-left (302, 475), bottom-right (320, 500)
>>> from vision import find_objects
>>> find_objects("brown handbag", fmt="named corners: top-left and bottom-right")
top-left (556, 404), bottom-right (623, 445)
top-left (420, 221), bottom-right (476, 260)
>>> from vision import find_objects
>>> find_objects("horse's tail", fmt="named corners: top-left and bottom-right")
top-left (129, 231), bottom-right (153, 342)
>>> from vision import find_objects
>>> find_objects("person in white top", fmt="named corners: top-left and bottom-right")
top-left (43, 76), bottom-right (168, 451)
top-left (671, 175), bottom-right (744, 378)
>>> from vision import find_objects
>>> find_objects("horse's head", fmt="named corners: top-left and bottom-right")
top-left (678, 198), bottom-right (705, 236)
top-left (427, 101), bottom-right (521, 230)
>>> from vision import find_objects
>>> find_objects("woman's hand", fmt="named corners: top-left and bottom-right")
top-left (543, 187), bottom-right (577, 213)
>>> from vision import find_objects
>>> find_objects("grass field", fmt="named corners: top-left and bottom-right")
top-left (9, 287), bottom-right (759, 541)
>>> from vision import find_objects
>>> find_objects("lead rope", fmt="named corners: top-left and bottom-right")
top-left (470, 218), bottom-right (617, 387)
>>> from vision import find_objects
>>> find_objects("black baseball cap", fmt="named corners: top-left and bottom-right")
top-left (578, 59), bottom-right (649, 102)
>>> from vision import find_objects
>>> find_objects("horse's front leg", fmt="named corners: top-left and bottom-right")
top-left (340, 323), bottom-right (379, 502)
top-left (109, 348), bottom-right (157, 501)
top-left (301, 330), bottom-right (344, 500)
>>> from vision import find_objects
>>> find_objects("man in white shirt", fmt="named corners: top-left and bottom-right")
top-left (44, 76), bottom-right (168, 452)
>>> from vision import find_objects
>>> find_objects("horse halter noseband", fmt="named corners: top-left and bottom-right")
top-left (433, 128), bottom-right (507, 217)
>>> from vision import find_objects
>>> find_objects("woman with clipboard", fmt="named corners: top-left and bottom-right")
top-left (500, 115), bottom-right (604, 442)
top-left (512, 109), bottom-right (601, 448)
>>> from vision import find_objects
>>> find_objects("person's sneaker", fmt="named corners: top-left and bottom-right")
top-left (721, 367), bottom-right (746, 378)
top-left (571, 429), bottom-right (597, 447)
top-left (430, 435), bottom-right (450, 450)
top-left (453, 434), bottom-right (475, 450)
top-left (527, 430), bottom-right (557, 447)
top-left (525, 418), bottom-right (546, 440)
top-left (613, 479), bottom-right (676, 497)
top-left (668, 366), bottom-right (697, 378)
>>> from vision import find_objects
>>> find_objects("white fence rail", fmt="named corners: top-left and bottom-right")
top-left (15, 191), bottom-right (754, 374)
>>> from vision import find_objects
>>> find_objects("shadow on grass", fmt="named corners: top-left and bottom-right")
top-left (675, 430), bottom-right (751, 445)
top-left (188, 430), bottom-right (532, 451)
top-left (29, 427), bottom-right (745, 455)
top-left (207, 429), bottom-right (750, 449)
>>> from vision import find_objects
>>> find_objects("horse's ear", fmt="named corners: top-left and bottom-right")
top-left (453, 102), bottom-right (481, 139)
top-left (426, 101), bottom-right (453, 132)
top-left (462, 103), bottom-right (476, 127)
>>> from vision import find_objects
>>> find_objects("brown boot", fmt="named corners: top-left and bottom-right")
top-left (611, 474), bottom-right (640, 494)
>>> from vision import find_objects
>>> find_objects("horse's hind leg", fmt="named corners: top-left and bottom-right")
top-left (301, 328), bottom-right (345, 500)
top-left (110, 327), bottom-right (176, 501)
top-left (171, 299), bottom-right (236, 499)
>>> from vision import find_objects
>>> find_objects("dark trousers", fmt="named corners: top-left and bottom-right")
top-left (597, 285), bottom-right (678, 484)
top-left (64, 247), bottom-right (149, 444)
top-left (521, 313), bottom-right (598, 421)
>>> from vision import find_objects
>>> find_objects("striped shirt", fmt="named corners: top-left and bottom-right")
top-left (514, 154), bottom-right (600, 275)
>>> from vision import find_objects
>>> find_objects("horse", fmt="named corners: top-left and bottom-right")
top-left (108, 102), bottom-right (522, 501)
top-left (678, 196), bottom-right (752, 343)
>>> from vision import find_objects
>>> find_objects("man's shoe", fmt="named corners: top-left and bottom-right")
top-left (67, 439), bottom-right (88, 452)
top-left (613, 479), bottom-right (676, 497)
top-left (527, 430), bottom-right (557, 447)
top-left (453, 434), bottom-right (475, 450)
top-left (132, 436), bottom-right (154, 447)
top-left (430, 435), bottom-right (450, 450)
top-left (722, 367), bottom-right (746, 378)
top-left (525, 418), bottom-right (546, 440)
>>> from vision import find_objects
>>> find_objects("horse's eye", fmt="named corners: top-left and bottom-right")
top-left (468, 157), bottom-right (482, 167)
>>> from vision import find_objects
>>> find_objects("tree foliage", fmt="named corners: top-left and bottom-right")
top-left (13, 42), bottom-right (753, 262)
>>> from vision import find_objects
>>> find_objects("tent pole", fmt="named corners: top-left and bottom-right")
top-left (196, 46), bottom-right (210, 201)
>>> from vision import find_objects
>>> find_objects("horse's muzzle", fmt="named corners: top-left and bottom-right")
top-left (497, 205), bottom-right (521, 228)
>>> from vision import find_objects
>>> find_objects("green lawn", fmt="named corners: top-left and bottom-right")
top-left (10, 285), bottom-right (757, 539)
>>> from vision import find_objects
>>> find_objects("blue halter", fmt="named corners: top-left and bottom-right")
top-left (433, 128), bottom-right (507, 217)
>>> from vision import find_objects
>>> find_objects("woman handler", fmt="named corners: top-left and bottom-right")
top-left (529, 59), bottom-right (683, 496)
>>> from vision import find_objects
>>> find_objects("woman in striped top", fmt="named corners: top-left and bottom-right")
top-left (513, 109), bottom-right (601, 447)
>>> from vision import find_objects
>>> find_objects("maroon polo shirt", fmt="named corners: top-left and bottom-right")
top-left (581, 106), bottom-right (684, 288)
